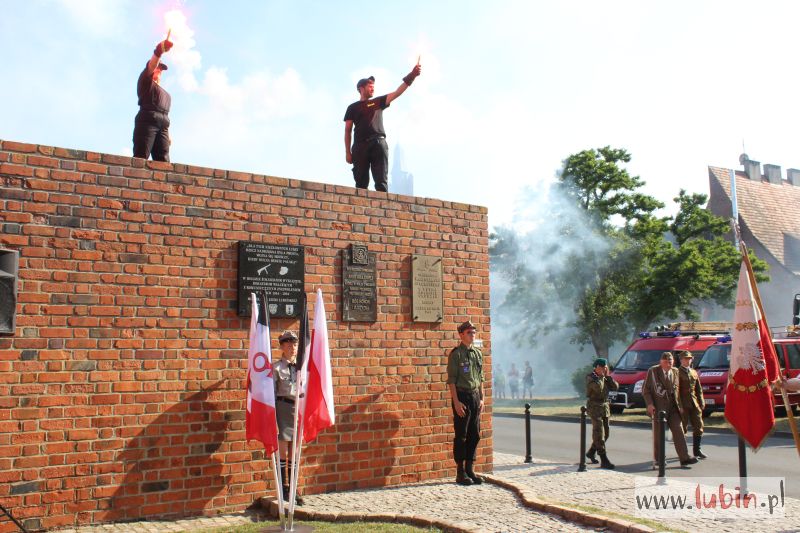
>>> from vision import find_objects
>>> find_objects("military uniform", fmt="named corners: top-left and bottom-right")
top-left (677, 352), bottom-right (707, 459)
top-left (586, 371), bottom-right (618, 452)
top-left (447, 321), bottom-right (484, 485)
top-left (585, 360), bottom-right (618, 468)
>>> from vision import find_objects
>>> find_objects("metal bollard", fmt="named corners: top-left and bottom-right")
top-left (738, 436), bottom-right (748, 496)
top-left (658, 410), bottom-right (666, 478)
top-left (524, 403), bottom-right (533, 463)
top-left (578, 406), bottom-right (587, 472)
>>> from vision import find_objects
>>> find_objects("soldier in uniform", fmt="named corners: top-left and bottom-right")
top-left (585, 358), bottom-right (619, 469)
top-left (273, 330), bottom-right (303, 504)
top-left (677, 350), bottom-right (707, 459)
top-left (642, 352), bottom-right (698, 467)
top-left (446, 320), bottom-right (484, 486)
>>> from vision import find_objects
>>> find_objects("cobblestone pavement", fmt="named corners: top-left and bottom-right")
top-left (55, 452), bottom-right (800, 533)
top-left (492, 453), bottom-right (800, 533)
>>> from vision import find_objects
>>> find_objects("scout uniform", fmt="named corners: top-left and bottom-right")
top-left (585, 358), bottom-right (619, 469)
top-left (677, 351), bottom-right (707, 459)
top-left (273, 330), bottom-right (303, 504)
top-left (446, 321), bottom-right (484, 486)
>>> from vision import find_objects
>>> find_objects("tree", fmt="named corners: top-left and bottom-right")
top-left (490, 146), bottom-right (768, 358)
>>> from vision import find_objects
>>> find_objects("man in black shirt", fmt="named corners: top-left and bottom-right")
top-left (343, 62), bottom-right (421, 192)
top-left (133, 38), bottom-right (174, 162)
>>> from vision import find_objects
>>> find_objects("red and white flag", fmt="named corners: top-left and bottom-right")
top-left (246, 293), bottom-right (279, 454)
top-left (302, 289), bottom-right (335, 443)
top-left (724, 259), bottom-right (781, 450)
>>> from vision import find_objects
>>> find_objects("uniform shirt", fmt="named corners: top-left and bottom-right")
top-left (343, 95), bottom-right (389, 144)
top-left (137, 63), bottom-right (171, 114)
top-left (585, 372), bottom-right (619, 418)
top-left (273, 358), bottom-right (297, 398)
top-left (446, 343), bottom-right (483, 391)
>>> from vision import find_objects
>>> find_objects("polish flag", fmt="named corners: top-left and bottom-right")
top-left (246, 293), bottom-right (279, 455)
top-left (302, 289), bottom-right (335, 443)
top-left (724, 259), bottom-right (781, 450)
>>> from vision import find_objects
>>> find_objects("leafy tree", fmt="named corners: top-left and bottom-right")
top-left (490, 146), bottom-right (768, 359)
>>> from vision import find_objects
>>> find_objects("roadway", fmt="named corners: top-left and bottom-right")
top-left (492, 415), bottom-right (800, 498)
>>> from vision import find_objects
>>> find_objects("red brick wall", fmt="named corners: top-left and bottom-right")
top-left (0, 140), bottom-right (492, 531)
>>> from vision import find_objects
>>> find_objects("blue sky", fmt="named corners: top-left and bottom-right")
top-left (3, 1), bottom-right (800, 228)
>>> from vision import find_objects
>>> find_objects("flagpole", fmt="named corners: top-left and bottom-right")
top-left (271, 451), bottom-right (286, 530)
top-left (288, 294), bottom-right (311, 530)
top-left (741, 245), bottom-right (800, 456)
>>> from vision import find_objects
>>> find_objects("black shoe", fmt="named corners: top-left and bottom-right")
top-left (599, 452), bottom-right (615, 470)
top-left (693, 435), bottom-right (708, 459)
top-left (585, 446), bottom-right (599, 464)
top-left (680, 457), bottom-right (698, 467)
top-left (456, 468), bottom-right (474, 486)
top-left (464, 462), bottom-right (483, 485)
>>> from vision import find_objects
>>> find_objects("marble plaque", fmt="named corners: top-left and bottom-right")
top-left (237, 241), bottom-right (304, 317)
top-left (412, 254), bottom-right (443, 322)
top-left (342, 245), bottom-right (377, 322)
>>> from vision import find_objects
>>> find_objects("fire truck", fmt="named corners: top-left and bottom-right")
top-left (608, 322), bottom-right (730, 414)
top-left (697, 325), bottom-right (800, 416)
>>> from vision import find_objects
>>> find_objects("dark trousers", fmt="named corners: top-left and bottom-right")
top-left (351, 137), bottom-right (388, 191)
top-left (133, 110), bottom-right (170, 162)
top-left (452, 388), bottom-right (481, 462)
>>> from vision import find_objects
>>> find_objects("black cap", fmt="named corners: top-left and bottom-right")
top-left (156, 62), bottom-right (168, 71)
top-left (457, 321), bottom-right (477, 333)
top-left (357, 76), bottom-right (375, 89)
top-left (278, 330), bottom-right (298, 343)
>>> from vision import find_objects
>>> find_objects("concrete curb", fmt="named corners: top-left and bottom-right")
top-left (494, 411), bottom-right (796, 439)
top-left (483, 474), bottom-right (656, 533)
top-left (262, 498), bottom-right (481, 533)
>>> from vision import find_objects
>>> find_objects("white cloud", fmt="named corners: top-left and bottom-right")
top-left (56, 0), bottom-right (130, 38)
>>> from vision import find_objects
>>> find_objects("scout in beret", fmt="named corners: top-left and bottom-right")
top-left (274, 330), bottom-right (303, 504)
top-left (585, 357), bottom-right (618, 468)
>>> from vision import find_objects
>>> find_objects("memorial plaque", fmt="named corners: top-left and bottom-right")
top-left (342, 244), bottom-right (377, 322)
top-left (237, 241), bottom-right (304, 317)
top-left (412, 254), bottom-right (443, 322)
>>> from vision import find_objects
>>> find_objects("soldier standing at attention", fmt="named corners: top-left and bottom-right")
top-left (343, 61), bottom-right (421, 192)
top-left (677, 351), bottom-right (707, 459)
top-left (446, 321), bottom-right (484, 486)
top-left (133, 37), bottom-right (174, 161)
top-left (273, 330), bottom-right (303, 505)
top-left (585, 358), bottom-right (619, 469)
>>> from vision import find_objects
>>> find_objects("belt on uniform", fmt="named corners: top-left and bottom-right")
top-left (276, 396), bottom-right (295, 405)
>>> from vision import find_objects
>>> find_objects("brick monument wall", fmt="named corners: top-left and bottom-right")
top-left (0, 140), bottom-right (492, 531)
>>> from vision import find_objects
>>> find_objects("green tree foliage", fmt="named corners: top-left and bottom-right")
top-left (490, 146), bottom-right (768, 359)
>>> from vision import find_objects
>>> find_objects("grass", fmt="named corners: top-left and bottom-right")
top-left (491, 397), bottom-right (800, 433)
top-left (197, 521), bottom-right (440, 533)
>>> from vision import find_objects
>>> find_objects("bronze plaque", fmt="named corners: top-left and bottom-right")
top-left (412, 254), bottom-right (443, 322)
top-left (342, 245), bottom-right (377, 322)
top-left (237, 241), bottom-right (304, 317)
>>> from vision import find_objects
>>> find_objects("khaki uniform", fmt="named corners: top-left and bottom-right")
top-left (678, 366), bottom-right (704, 436)
top-left (446, 343), bottom-right (484, 462)
top-left (585, 372), bottom-right (619, 453)
top-left (642, 365), bottom-right (690, 462)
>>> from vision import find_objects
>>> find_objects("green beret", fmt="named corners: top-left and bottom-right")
top-left (593, 358), bottom-right (607, 368)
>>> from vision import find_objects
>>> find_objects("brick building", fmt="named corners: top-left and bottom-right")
top-left (0, 140), bottom-right (492, 531)
top-left (708, 157), bottom-right (800, 325)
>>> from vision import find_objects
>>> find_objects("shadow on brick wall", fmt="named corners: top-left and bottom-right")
top-left (107, 381), bottom-right (229, 521)
top-left (310, 392), bottom-right (402, 491)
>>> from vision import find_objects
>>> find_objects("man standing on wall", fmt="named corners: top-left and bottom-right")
top-left (642, 352), bottom-right (698, 467)
top-left (446, 320), bottom-right (484, 486)
top-left (133, 37), bottom-right (173, 161)
top-left (343, 61), bottom-right (421, 192)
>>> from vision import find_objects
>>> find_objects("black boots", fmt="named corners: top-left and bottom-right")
top-left (680, 456), bottom-right (698, 467)
top-left (464, 461), bottom-right (483, 485)
top-left (585, 445), bottom-right (599, 464)
top-left (693, 434), bottom-right (707, 459)
top-left (599, 452), bottom-right (615, 470)
top-left (456, 462), bottom-right (473, 486)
